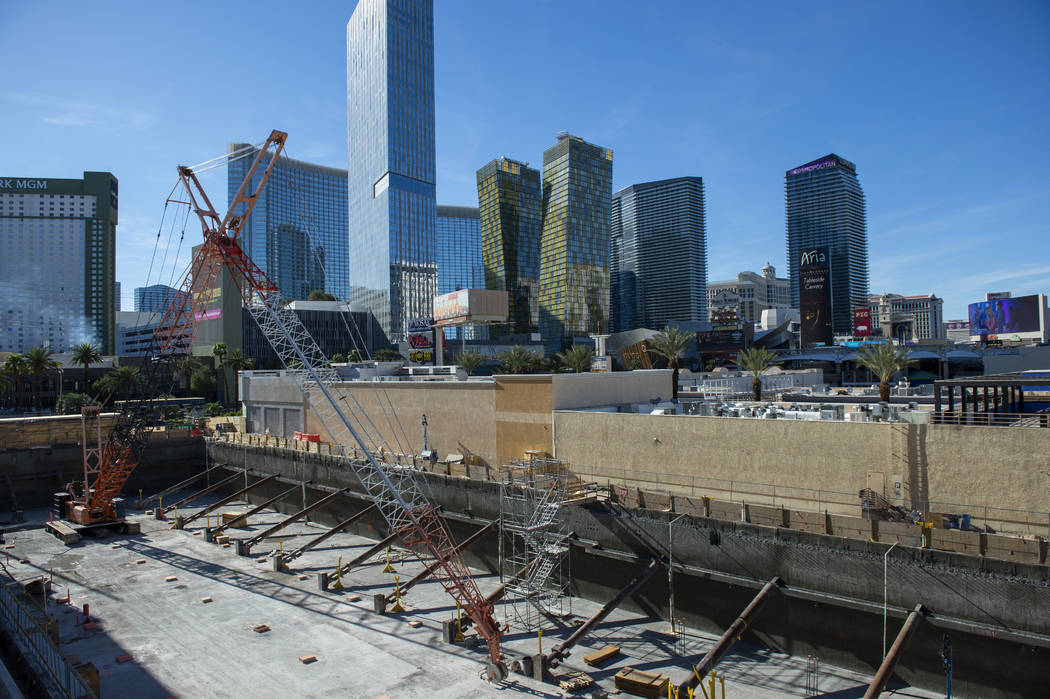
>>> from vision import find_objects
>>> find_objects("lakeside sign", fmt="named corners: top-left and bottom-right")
top-left (799, 246), bottom-right (833, 347)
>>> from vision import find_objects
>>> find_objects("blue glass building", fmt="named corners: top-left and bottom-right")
top-left (436, 205), bottom-right (483, 340)
top-left (227, 143), bottom-right (348, 301)
top-left (611, 177), bottom-right (708, 332)
top-left (347, 0), bottom-right (437, 342)
top-left (785, 154), bottom-right (868, 336)
top-left (134, 283), bottom-right (188, 314)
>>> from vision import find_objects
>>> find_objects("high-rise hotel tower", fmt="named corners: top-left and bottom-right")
top-left (347, 0), bottom-right (437, 341)
top-left (785, 154), bottom-right (868, 336)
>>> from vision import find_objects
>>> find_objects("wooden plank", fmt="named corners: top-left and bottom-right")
top-left (583, 645), bottom-right (620, 667)
top-left (614, 667), bottom-right (669, 698)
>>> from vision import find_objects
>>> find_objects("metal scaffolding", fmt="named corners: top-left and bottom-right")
top-left (499, 457), bottom-right (572, 631)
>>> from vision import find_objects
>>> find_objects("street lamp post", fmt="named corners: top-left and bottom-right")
top-left (421, 413), bottom-right (428, 453)
top-left (668, 513), bottom-right (687, 634)
top-left (883, 541), bottom-right (899, 660)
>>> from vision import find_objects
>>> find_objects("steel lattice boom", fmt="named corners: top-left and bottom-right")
top-left (173, 132), bottom-right (504, 672)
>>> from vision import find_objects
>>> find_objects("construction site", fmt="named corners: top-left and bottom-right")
top-left (2, 132), bottom-right (1049, 699)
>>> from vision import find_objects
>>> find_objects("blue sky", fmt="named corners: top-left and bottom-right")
top-left (1, 1), bottom-right (1048, 320)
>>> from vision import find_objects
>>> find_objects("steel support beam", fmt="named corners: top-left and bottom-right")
top-left (280, 503), bottom-right (379, 564)
top-left (237, 487), bottom-right (349, 554)
top-left (163, 471), bottom-right (244, 518)
top-left (178, 474), bottom-right (278, 527)
top-left (137, 465), bottom-right (226, 507)
top-left (336, 532), bottom-right (399, 576)
top-left (864, 604), bottom-right (926, 699)
top-left (677, 577), bottom-right (783, 694)
top-left (210, 483), bottom-right (302, 538)
top-left (377, 521), bottom-right (495, 612)
top-left (547, 558), bottom-right (662, 668)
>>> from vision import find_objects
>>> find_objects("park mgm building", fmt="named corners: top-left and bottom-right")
top-left (0, 173), bottom-right (117, 354)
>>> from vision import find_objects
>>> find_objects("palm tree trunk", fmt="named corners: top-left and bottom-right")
top-left (879, 381), bottom-right (890, 403)
top-left (753, 377), bottom-right (762, 402)
top-left (35, 373), bottom-right (42, 413)
top-left (671, 367), bottom-right (679, 401)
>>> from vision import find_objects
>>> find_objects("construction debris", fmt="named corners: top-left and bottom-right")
top-left (164, 576), bottom-right (178, 582)
top-left (200, 597), bottom-right (213, 604)
top-left (115, 654), bottom-right (133, 663)
top-left (252, 624), bottom-right (271, 633)
top-left (557, 670), bottom-right (595, 691)
top-left (299, 654), bottom-right (317, 664)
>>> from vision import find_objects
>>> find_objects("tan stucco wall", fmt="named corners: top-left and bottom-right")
top-left (552, 412), bottom-right (1050, 525)
top-left (550, 370), bottom-right (672, 410)
top-left (306, 382), bottom-right (499, 466)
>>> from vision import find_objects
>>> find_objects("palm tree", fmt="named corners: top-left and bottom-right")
top-left (498, 345), bottom-right (540, 374)
top-left (647, 326), bottom-right (693, 400)
top-left (223, 349), bottom-right (254, 405)
top-left (211, 343), bottom-right (228, 404)
top-left (856, 343), bottom-right (917, 402)
top-left (176, 355), bottom-right (202, 395)
top-left (24, 346), bottom-right (60, 413)
top-left (2, 354), bottom-right (28, 414)
top-left (556, 345), bottom-right (593, 373)
top-left (71, 343), bottom-right (102, 393)
top-left (457, 352), bottom-right (484, 377)
top-left (737, 347), bottom-right (777, 401)
top-left (97, 366), bottom-right (141, 405)
top-left (0, 371), bottom-right (13, 410)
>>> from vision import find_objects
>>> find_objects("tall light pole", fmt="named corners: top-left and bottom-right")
top-left (883, 541), bottom-right (899, 660)
top-left (668, 513), bottom-right (687, 634)
top-left (421, 413), bottom-right (428, 453)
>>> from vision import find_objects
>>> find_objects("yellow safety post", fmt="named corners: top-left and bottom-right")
top-left (719, 673), bottom-right (725, 699)
top-left (709, 671), bottom-right (716, 699)
top-left (538, 628), bottom-right (543, 655)
top-left (383, 546), bottom-right (396, 573)
top-left (688, 688), bottom-right (694, 699)
top-left (171, 505), bottom-right (178, 529)
top-left (695, 666), bottom-right (710, 699)
top-left (668, 681), bottom-right (678, 699)
top-left (455, 601), bottom-right (464, 641)
top-left (332, 556), bottom-right (344, 590)
top-left (390, 575), bottom-right (405, 612)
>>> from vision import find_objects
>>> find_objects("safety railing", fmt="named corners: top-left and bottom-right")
top-left (0, 577), bottom-right (96, 698)
top-left (932, 410), bottom-right (1050, 428)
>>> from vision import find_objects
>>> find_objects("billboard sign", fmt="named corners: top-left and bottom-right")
top-left (696, 325), bottom-right (754, 352)
top-left (968, 294), bottom-right (1044, 339)
top-left (799, 246), bottom-right (833, 346)
top-left (853, 308), bottom-right (872, 337)
top-left (590, 355), bottom-right (611, 373)
top-left (432, 289), bottom-right (509, 325)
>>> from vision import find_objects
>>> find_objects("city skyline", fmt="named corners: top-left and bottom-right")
top-left (1, 1), bottom-right (1047, 320)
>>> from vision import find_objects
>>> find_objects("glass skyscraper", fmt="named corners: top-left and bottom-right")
top-left (134, 284), bottom-right (189, 314)
top-left (436, 205), bottom-right (483, 340)
top-left (476, 157), bottom-right (542, 337)
top-left (347, 0), bottom-right (437, 342)
top-left (785, 154), bottom-right (868, 336)
top-left (0, 172), bottom-right (117, 353)
top-left (610, 177), bottom-right (707, 332)
top-left (538, 133), bottom-right (613, 351)
top-left (227, 143), bottom-right (348, 301)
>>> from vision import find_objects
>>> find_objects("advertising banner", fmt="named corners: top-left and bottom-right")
top-left (853, 308), bottom-right (872, 337)
top-left (696, 325), bottom-right (754, 352)
top-left (799, 247), bottom-right (833, 346)
top-left (968, 294), bottom-right (1042, 337)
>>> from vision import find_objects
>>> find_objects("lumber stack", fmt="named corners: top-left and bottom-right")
top-left (614, 667), bottom-right (669, 698)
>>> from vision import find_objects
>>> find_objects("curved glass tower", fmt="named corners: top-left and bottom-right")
top-left (347, 0), bottom-right (437, 342)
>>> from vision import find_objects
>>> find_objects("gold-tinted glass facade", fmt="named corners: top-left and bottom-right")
top-left (537, 134), bottom-right (613, 351)
top-left (476, 157), bottom-right (541, 337)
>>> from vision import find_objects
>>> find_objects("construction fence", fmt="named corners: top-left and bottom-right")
top-left (0, 572), bottom-right (96, 698)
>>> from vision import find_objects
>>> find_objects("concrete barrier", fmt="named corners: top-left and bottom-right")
top-left (928, 528), bottom-right (982, 555)
top-left (877, 520), bottom-right (923, 547)
top-left (788, 510), bottom-right (829, 535)
top-left (746, 504), bottom-right (786, 528)
top-left (828, 514), bottom-right (872, 541)
top-left (675, 496), bottom-right (708, 518)
top-left (984, 534), bottom-right (1043, 564)
top-left (617, 487), bottom-right (642, 509)
top-left (708, 499), bottom-right (744, 522)
top-left (640, 490), bottom-right (673, 512)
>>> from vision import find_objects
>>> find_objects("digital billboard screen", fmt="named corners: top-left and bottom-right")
top-left (968, 294), bottom-right (1042, 337)
top-left (799, 247), bottom-right (833, 346)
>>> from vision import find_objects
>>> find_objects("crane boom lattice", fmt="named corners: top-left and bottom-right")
top-left (173, 132), bottom-right (504, 671)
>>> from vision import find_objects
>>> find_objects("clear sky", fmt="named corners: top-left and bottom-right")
top-left (2, 1), bottom-right (1048, 320)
